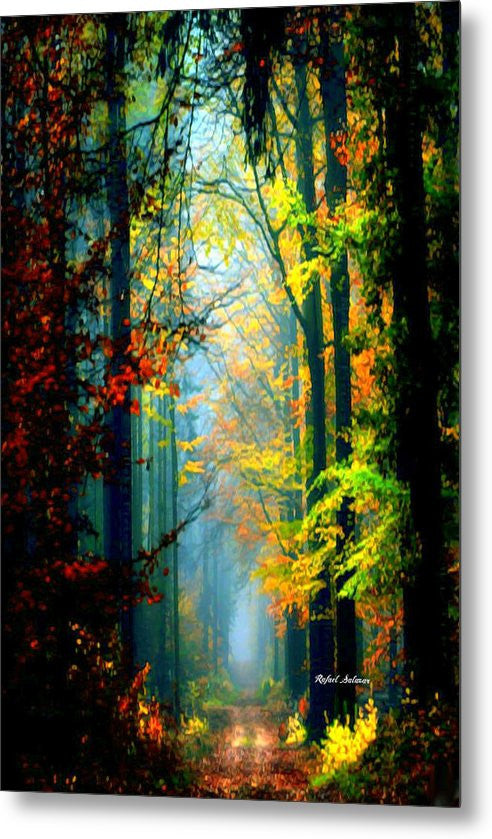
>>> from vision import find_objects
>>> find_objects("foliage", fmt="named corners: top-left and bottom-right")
top-left (312, 698), bottom-right (458, 806)
top-left (312, 698), bottom-right (378, 782)
top-left (185, 670), bottom-right (240, 714)
top-left (284, 713), bottom-right (308, 747)
top-left (306, 436), bottom-right (415, 601)
top-left (181, 712), bottom-right (209, 738)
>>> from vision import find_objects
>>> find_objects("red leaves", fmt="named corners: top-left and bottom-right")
top-left (129, 398), bottom-right (140, 416)
top-left (118, 696), bottom-right (130, 715)
top-left (222, 41), bottom-right (244, 59)
top-left (62, 558), bottom-right (108, 582)
top-left (169, 381), bottom-right (180, 399)
top-left (298, 696), bottom-right (309, 720)
top-left (138, 357), bottom-right (154, 380)
top-left (105, 373), bottom-right (133, 408)
top-left (146, 594), bottom-right (163, 605)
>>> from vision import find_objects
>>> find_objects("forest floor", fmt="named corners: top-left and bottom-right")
top-left (192, 702), bottom-right (319, 801)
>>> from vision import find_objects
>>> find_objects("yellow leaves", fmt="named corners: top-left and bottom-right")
top-left (319, 699), bottom-right (378, 777)
top-left (285, 257), bottom-right (324, 305)
top-left (179, 459), bottom-right (205, 487)
top-left (253, 535), bottom-right (327, 623)
top-left (138, 275), bottom-right (155, 293)
top-left (177, 435), bottom-right (207, 453)
top-left (242, 318), bottom-right (259, 337)
top-left (228, 300), bottom-right (246, 316)
top-left (284, 713), bottom-right (308, 746)
top-left (176, 393), bottom-right (203, 416)
top-left (267, 286), bottom-right (286, 306)
top-left (181, 714), bottom-right (209, 737)
top-left (183, 459), bottom-right (205, 475)
top-left (441, 424), bottom-right (459, 442)
top-left (269, 177), bottom-right (298, 225)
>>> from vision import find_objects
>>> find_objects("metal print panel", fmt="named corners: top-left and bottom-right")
top-left (1, 2), bottom-right (460, 804)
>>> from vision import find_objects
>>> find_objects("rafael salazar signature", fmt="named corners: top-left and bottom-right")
top-left (315, 673), bottom-right (370, 686)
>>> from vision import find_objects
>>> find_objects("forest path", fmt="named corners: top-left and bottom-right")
top-left (193, 703), bottom-right (317, 801)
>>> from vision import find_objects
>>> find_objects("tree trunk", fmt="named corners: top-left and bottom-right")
top-left (212, 549), bottom-right (219, 675)
top-left (103, 13), bottom-right (133, 674)
top-left (293, 59), bottom-right (335, 739)
top-left (170, 397), bottom-right (180, 716)
top-left (384, 5), bottom-right (451, 701)
top-left (202, 540), bottom-right (210, 660)
top-left (319, 7), bottom-right (357, 720)
top-left (285, 310), bottom-right (307, 700)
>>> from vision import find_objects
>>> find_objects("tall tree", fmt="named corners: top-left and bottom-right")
top-left (381, 4), bottom-right (452, 700)
top-left (319, 7), bottom-right (357, 719)
top-left (292, 57), bottom-right (334, 739)
top-left (103, 13), bottom-right (133, 672)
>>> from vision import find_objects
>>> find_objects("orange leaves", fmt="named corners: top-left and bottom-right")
top-left (352, 349), bottom-right (375, 402)
top-left (223, 41), bottom-right (243, 59)
top-left (100, 336), bottom-right (113, 359)
top-left (138, 357), bottom-right (154, 380)
top-left (130, 398), bottom-right (140, 416)
top-left (131, 661), bottom-right (151, 694)
top-left (105, 371), bottom-right (136, 409)
top-left (329, 130), bottom-right (349, 167)
top-left (298, 696), bottom-right (309, 720)
top-left (169, 381), bottom-right (180, 399)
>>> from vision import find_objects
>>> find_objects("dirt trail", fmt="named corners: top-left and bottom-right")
top-left (193, 704), bottom-right (317, 801)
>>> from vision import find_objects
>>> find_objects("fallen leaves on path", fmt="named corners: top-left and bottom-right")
top-left (191, 704), bottom-right (318, 801)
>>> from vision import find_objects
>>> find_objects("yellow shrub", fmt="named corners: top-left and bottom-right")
top-left (319, 698), bottom-right (378, 777)
top-left (181, 713), bottom-right (209, 737)
top-left (285, 713), bottom-right (307, 746)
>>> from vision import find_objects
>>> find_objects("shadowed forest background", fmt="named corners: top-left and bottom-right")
top-left (2, 3), bottom-right (459, 804)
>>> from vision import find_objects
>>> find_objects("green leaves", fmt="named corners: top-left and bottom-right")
top-left (304, 431), bottom-right (415, 601)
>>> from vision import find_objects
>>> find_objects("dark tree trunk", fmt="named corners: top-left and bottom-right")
top-left (319, 7), bottom-right (357, 720)
top-left (285, 311), bottom-right (307, 701)
top-left (292, 59), bottom-right (335, 739)
top-left (103, 13), bottom-right (133, 675)
top-left (383, 5), bottom-right (452, 701)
